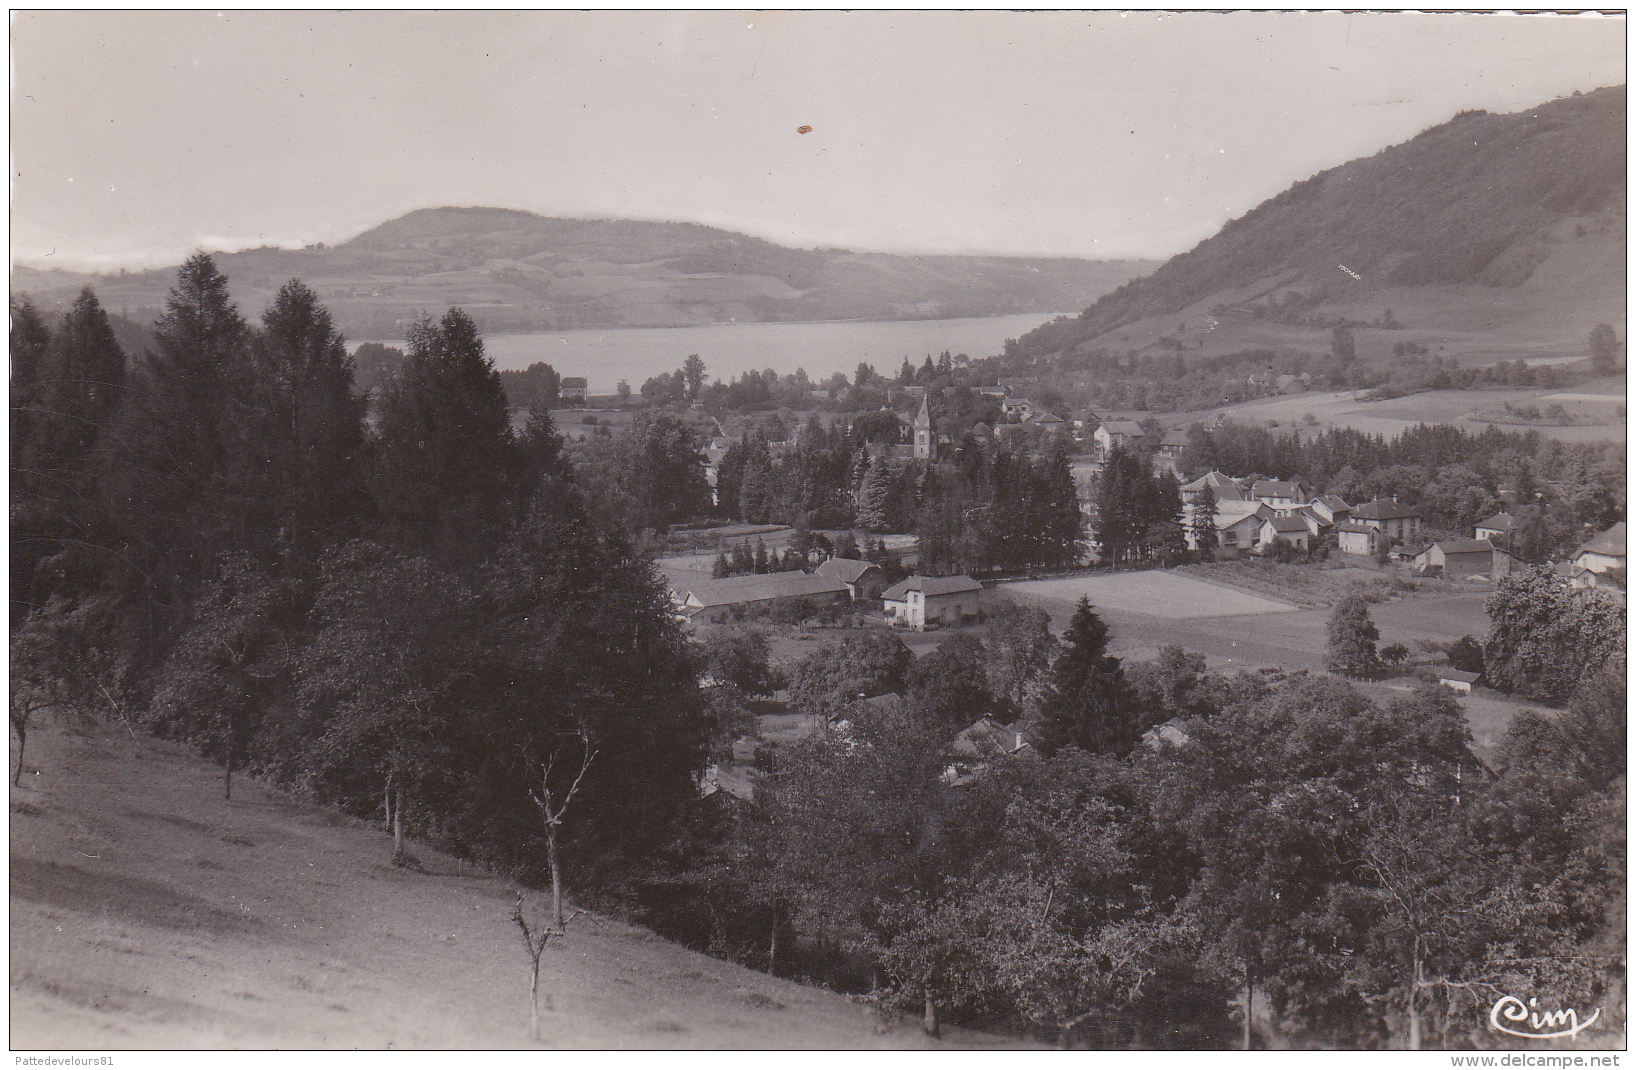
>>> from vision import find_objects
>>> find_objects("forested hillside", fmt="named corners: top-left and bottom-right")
top-left (12, 208), bottom-right (1154, 338)
top-left (1010, 85), bottom-right (1626, 362)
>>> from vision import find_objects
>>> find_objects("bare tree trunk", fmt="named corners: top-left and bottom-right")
top-left (923, 989), bottom-right (939, 1038)
top-left (393, 792), bottom-right (405, 863)
top-left (768, 900), bottom-right (780, 976)
top-left (529, 962), bottom-right (540, 1039)
top-left (1243, 975), bottom-right (1253, 1051)
top-left (547, 828), bottom-right (563, 930)
top-left (1408, 953), bottom-right (1422, 1051)
top-left (223, 723), bottom-right (234, 801)
top-left (13, 720), bottom-right (25, 787)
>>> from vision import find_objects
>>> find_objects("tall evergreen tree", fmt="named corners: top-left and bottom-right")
top-left (371, 308), bottom-right (518, 554)
top-left (254, 279), bottom-right (367, 552)
top-left (1093, 445), bottom-right (1142, 569)
top-left (1190, 484), bottom-right (1220, 557)
top-left (855, 457), bottom-right (891, 533)
top-left (1030, 597), bottom-right (1135, 757)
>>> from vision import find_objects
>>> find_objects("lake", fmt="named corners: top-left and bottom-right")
top-left (353, 313), bottom-right (1067, 395)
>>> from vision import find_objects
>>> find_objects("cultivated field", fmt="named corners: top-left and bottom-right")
top-left (1157, 385), bottom-right (1625, 444)
top-left (10, 725), bottom-right (1028, 1050)
top-left (999, 570), bottom-right (1300, 620)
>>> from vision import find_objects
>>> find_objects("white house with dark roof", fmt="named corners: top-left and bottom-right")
top-left (1258, 515), bottom-right (1311, 552)
top-left (1569, 522), bottom-right (1626, 593)
top-left (1093, 420), bottom-right (1144, 459)
top-left (1252, 479), bottom-right (1308, 509)
top-left (1474, 511), bottom-right (1516, 545)
top-left (1336, 521), bottom-right (1379, 556)
top-left (882, 574), bottom-right (985, 630)
top-left (1351, 498), bottom-right (1423, 544)
top-left (1309, 495), bottom-right (1353, 527)
top-left (559, 376), bottom-right (588, 404)
top-left (1209, 501), bottom-right (1274, 557)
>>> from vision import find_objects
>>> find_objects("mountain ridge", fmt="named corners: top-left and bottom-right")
top-left (12, 208), bottom-right (1155, 340)
top-left (1008, 85), bottom-right (1626, 364)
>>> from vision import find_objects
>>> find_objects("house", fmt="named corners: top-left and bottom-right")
top-left (1413, 539), bottom-right (1515, 580)
top-left (1183, 470), bottom-right (1251, 503)
top-left (1210, 501), bottom-right (1274, 558)
top-left (1434, 667), bottom-right (1480, 694)
top-left (1257, 515), bottom-right (1311, 552)
top-left (1093, 420), bottom-right (1144, 459)
top-left (1027, 411), bottom-right (1066, 428)
top-left (677, 572), bottom-right (851, 623)
top-left (942, 719), bottom-right (1033, 786)
top-left (1309, 495), bottom-right (1353, 527)
top-left (559, 376), bottom-right (588, 405)
top-left (1569, 523), bottom-right (1626, 588)
top-left (1336, 521), bottom-right (1378, 556)
top-left (814, 557), bottom-right (886, 601)
top-left (977, 386), bottom-right (1008, 398)
top-left (698, 763), bottom-right (756, 804)
top-left (1274, 373), bottom-right (1310, 394)
top-left (1351, 498), bottom-right (1423, 544)
top-left (1141, 719), bottom-right (1194, 750)
top-left (1252, 480), bottom-right (1308, 509)
top-left (1474, 511), bottom-right (1516, 545)
top-left (1157, 429), bottom-right (1191, 459)
top-left (882, 574), bottom-right (985, 630)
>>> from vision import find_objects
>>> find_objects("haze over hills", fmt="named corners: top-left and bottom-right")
top-left (11, 209), bottom-right (1155, 340)
top-left (1009, 85), bottom-right (1627, 368)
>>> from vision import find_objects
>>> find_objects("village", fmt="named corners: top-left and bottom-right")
top-left (646, 381), bottom-right (1625, 808)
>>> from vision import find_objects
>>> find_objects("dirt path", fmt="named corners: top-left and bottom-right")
top-left (10, 724), bottom-right (1034, 1050)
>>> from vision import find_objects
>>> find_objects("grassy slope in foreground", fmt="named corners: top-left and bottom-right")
top-left (10, 724), bottom-right (1030, 1050)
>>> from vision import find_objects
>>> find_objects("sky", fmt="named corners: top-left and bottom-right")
top-left (10, 9), bottom-right (1627, 272)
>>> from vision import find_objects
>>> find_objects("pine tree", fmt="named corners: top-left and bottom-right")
top-left (1325, 595), bottom-right (1381, 678)
top-left (1030, 597), bottom-right (1135, 757)
top-left (855, 458), bottom-right (891, 533)
top-left (1190, 484), bottom-right (1220, 557)
top-left (1093, 445), bottom-right (1142, 568)
top-left (372, 308), bottom-right (518, 554)
top-left (254, 279), bottom-right (367, 552)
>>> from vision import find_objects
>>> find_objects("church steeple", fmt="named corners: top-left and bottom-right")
top-left (913, 394), bottom-right (932, 460)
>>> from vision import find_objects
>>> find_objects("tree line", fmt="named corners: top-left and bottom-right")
top-left (666, 596), bottom-right (1623, 1048)
top-left (11, 257), bottom-right (709, 896)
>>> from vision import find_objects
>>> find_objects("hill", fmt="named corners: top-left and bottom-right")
top-left (9, 721), bottom-right (1032, 1049)
top-left (1009, 85), bottom-right (1627, 366)
top-left (11, 209), bottom-right (1154, 340)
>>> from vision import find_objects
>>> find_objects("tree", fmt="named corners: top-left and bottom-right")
top-left (623, 410), bottom-right (710, 531)
top-left (1326, 594), bottom-right (1381, 677)
top-left (1093, 446), bottom-right (1143, 568)
top-left (1588, 323), bottom-right (1619, 375)
top-left (253, 279), bottom-right (367, 552)
top-left (982, 604), bottom-right (1056, 720)
top-left (854, 458), bottom-right (891, 533)
top-left (682, 354), bottom-right (707, 401)
top-left (1030, 597), bottom-right (1134, 757)
top-left (371, 308), bottom-right (519, 553)
top-left (789, 631), bottom-right (913, 725)
top-left (1332, 324), bottom-right (1356, 363)
top-left (1483, 566), bottom-right (1625, 702)
top-left (906, 632), bottom-right (995, 737)
top-left (1445, 635), bottom-right (1485, 675)
top-left (702, 626), bottom-right (775, 695)
top-left (616, 379), bottom-right (631, 405)
top-left (1379, 642), bottom-right (1409, 667)
top-left (1188, 484), bottom-right (1219, 558)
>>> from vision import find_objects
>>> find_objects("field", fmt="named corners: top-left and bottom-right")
top-left (1155, 387), bottom-right (1626, 444)
top-left (10, 724), bottom-right (1028, 1050)
top-left (999, 570), bottom-right (1300, 620)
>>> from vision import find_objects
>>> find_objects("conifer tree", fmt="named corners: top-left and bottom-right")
top-left (855, 457), bottom-right (891, 532)
top-left (1190, 484), bottom-right (1220, 557)
top-left (1030, 597), bottom-right (1135, 757)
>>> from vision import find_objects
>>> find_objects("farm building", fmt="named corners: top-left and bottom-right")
top-left (814, 557), bottom-right (887, 601)
top-left (1351, 499), bottom-right (1424, 544)
top-left (1257, 516), bottom-right (1311, 552)
top-left (676, 572), bottom-right (850, 623)
top-left (1336, 521), bottom-right (1378, 556)
top-left (882, 574), bottom-right (984, 630)
top-left (559, 376), bottom-right (588, 404)
top-left (1435, 667), bottom-right (1480, 694)
top-left (1413, 539), bottom-right (1515, 579)
top-left (1474, 511), bottom-right (1516, 545)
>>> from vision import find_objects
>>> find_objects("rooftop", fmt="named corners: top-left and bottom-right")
top-left (814, 557), bottom-right (883, 584)
top-left (1353, 498), bottom-right (1423, 521)
top-left (681, 572), bottom-right (850, 609)
top-left (1574, 522), bottom-right (1627, 559)
top-left (1430, 538), bottom-right (1497, 555)
top-left (882, 574), bottom-right (984, 600)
